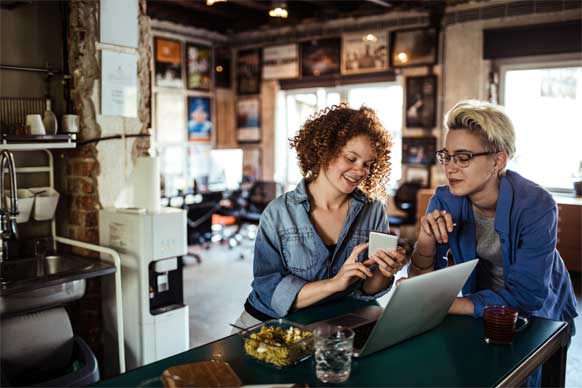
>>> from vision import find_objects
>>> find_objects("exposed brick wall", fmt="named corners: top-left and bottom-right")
top-left (64, 0), bottom-right (104, 367)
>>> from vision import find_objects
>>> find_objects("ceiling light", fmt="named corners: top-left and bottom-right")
top-left (206, 0), bottom-right (226, 5)
top-left (362, 34), bottom-right (378, 42)
top-left (397, 52), bottom-right (409, 63)
top-left (269, 2), bottom-right (288, 18)
top-left (215, 65), bottom-right (224, 73)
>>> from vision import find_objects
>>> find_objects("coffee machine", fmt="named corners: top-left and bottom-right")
top-left (99, 207), bottom-right (189, 375)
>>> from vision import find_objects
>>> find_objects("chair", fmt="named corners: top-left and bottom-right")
top-left (388, 181), bottom-right (423, 227)
top-left (186, 201), bottom-right (222, 263)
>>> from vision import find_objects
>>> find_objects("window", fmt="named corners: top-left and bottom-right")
top-left (501, 61), bottom-right (582, 191)
top-left (275, 82), bottom-right (403, 191)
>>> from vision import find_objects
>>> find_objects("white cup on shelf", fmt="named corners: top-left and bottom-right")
top-left (62, 114), bottom-right (79, 133)
top-left (26, 114), bottom-right (45, 135)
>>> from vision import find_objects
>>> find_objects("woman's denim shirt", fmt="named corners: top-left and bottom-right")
top-left (247, 179), bottom-right (391, 318)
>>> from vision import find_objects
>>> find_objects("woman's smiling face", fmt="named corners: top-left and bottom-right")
top-left (321, 135), bottom-right (376, 195)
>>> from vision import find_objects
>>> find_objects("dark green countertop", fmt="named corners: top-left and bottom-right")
top-left (95, 298), bottom-right (566, 387)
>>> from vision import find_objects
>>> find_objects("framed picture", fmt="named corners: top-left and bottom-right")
top-left (263, 44), bottom-right (299, 80)
top-left (341, 31), bottom-right (388, 75)
top-left (155, 92), bottom-right (185, 143)
top-left (154, 37), bottom-right (182, 88)
top-left (186, 44), bottom-right (211, 91)
top-left (405, 75), bottom-right (437, 129)
top-left (402, 136), bottom-right (437, 165)
top-left (390, 27), bottom-right (438, 68)
top-left (405, 165), bottom-right (431, 188)
top-left (242, 146), bottom-right (262, 181)
top-left (187, 96), bottom-right (212, 142)
top-left (214, 47), bottom-right (232, 88)
top-left (301, 38), bottom-right (341, 77)
top-left (237, 97), bottom-right (261, 143)
top-left (237, 49), bottom-right (261, 95)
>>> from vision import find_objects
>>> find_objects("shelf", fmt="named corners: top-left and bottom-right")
top-left (0, 142), bottom-right (76, 151)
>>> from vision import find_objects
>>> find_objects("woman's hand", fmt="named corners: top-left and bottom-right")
top-left (418, 209), bottom-right (455, 250)
top-left (330, 243), bottom-right (373, 292)
top-left (363, 246), bottom-right (408, 279)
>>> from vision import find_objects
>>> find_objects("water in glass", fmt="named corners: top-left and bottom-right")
top-left (314, 325), bottom-right (354, 384)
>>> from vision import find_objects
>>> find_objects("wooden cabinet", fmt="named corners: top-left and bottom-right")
top-left (556, 198), bottom-right (582, 272)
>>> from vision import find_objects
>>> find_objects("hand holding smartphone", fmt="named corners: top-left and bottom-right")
top-left (368, 231), bottom-right (398, 257)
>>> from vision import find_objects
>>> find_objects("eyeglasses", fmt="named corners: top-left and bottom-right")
top-left (436, 150), bottom-right (496, 168)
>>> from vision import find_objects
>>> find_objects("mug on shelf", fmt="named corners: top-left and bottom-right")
top-left (26, 114), bottom-right (45, 135)
top-left (62, 114), bottom-right (79, 133)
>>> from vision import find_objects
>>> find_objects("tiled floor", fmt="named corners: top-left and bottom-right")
top-left (183, 242), bottom-right (582, 387)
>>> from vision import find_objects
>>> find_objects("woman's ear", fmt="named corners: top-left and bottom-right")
top-left (494, 151), bottom-right (508, 174)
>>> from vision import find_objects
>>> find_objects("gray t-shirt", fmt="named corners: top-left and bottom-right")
top-left (474, 208), bottom-right (504, 291)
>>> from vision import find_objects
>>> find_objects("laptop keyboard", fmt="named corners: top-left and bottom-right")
top-left (353, 321), bottom-right (377, 350)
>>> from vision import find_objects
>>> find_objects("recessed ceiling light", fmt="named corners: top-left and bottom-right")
top-left (269, 2), bottom-right (288, 18)
top-left (206, 0), bottom-right (226, 5)
top-left (362, 34), bottom-right (378, 42)
top-left (397, 52), bottom-right (409, 63)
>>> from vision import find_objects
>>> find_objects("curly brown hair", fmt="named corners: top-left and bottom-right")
top-left (289, 104), bottom-right (392, 200)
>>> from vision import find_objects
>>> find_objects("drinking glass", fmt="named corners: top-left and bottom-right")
top-left (313, 325), bottom-right (354, 384)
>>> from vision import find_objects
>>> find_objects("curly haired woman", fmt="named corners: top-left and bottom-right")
top-left (234, 105), bottom-right (408, 329)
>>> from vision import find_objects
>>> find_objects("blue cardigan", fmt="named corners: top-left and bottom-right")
top-left (428, 170), bottom-right (578, 324)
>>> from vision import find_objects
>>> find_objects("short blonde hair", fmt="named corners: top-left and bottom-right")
top-left (444, 100), bottom-right (516, 159)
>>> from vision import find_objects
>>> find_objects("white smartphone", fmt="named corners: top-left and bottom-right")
top-left (368, 231), bottom-right (398, 256)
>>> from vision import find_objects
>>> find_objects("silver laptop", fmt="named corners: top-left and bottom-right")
top-left (309, 259), bottom-right (478, 358)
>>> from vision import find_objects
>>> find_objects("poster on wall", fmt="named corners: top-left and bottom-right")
top-left (237, 49), bottom-right (261, 95)
top-left (187, 96), bottom-right (212, 142)
top-left (155, 37), bottom-right (182, 88)
top-left (263, 44), bottom-right (299, 80)
top-left (214, 47), bottom-right (232, 88)
top-left (401, 136), bottom-right (437, 165)
top-left (242, 146), bottom-right (261, 182)
top-left (186, 44), bottom-right (211, 91)
top-left (301, 38), bottom-right (341, 77)
top-left (155, 92), bottom-right (185, 143)
top-left (101, 50), bottom-right (137, 117)
top-left (341, 31), bottom-right (388, 75)
top-left (405, 75), bottom-right (437, 129)
top-left (390, 27), bottom-right (438, 68)
top-left (237, 97), bottom-right (260, 142)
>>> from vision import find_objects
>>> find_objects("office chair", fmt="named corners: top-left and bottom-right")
top-left (388, 181), bottom-right (423, 227)
top-left (186, 201), bottom-right (222, 263)
top-left (234, 181), bottom-right (283, 259)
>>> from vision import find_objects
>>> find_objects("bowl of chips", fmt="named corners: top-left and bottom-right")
top-left (240, 319), bottom-right (314, 368)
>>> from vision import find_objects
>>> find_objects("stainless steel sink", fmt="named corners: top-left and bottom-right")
top-left (0, 254), bottom-right (116, 316)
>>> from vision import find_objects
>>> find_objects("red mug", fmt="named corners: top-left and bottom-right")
top-left (483, 305), bottom-right (529, 344)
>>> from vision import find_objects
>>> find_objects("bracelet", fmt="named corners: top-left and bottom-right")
top-left (410, 259), bottom-right (434, 271)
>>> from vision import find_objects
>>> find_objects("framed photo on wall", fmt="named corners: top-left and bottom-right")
top-left (214, 47), bottom-right (232, 88)
top-left (263, 44), bottom-right (299, 80)
top-left (186, 44), bottom-right (211, 91)
top-left (405, 165), bottom-right (431, 188)
top-left (390, 27), bottom-right (438, 68)
top-left (341, 31), bottom-right (388, 75)
top-left (401, 136), bottom-right (437, 165)
top-left (405, 75), bottom-right (437, 129)
top-left (301, 38), bottom-right (341, 77)
top-left (237, 49), bottom-right (262, 95)
top-left (187, 96), bottom-right (212, 142)
top-left (242, 146), bottom-right (262, 182)
top-left (154, 37), bottom-right (182, 88)
top-left (237, 97), bottom-right (261, 143)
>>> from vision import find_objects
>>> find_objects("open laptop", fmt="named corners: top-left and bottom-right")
top-left (309, 259), bottom-right (478, 358)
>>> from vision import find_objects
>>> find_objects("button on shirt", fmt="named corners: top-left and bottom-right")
top-left (247, 179), bottom-right (392, 318)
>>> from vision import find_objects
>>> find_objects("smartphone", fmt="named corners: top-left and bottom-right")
top-left (368, 231), bottom-right (398, 256)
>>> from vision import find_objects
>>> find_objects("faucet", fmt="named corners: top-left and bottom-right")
top-left (0, 150), bottom-right (19, 262)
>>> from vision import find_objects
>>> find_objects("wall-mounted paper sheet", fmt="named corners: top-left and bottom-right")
top-left (102, 50), bottom-right (138, 118)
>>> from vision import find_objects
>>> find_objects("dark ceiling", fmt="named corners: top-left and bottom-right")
top-left (147, 0), bottom-right (452, 35)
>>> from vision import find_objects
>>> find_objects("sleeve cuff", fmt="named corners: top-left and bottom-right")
top-left (271, 274), bottom-right (308, 317)
top-left (467, 294), bottom-right (485, 318)
top-left (353, 277), bottom-right (395, 301)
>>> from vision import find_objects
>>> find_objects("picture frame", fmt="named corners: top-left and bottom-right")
top-left (242, 146), bottom-right (262, 181)
top-left (154, 37), bottom-right (183, 88)
top-left (405, 75), bottom-right (437, 129)
top-left (186, 44), bottom-right (211, 91)
top-left (390, 27), bottom-right (438, 68)
top-left (187, 96), bottom-right (212, 142)
top-left (405, 165), bottom-right (431, 188)
top-left (237, 97), bottom-right (261, 143)
top-left (237, 49), bottom-right (262, 95)
top-left (301, 38), bottom-right (341, 77)
top-left (401, 136), bottom-right (437, 165)
top-left (155, 92), bottom-right (185, 143)
top-left (263, 44), bottom-right (299, 80)
top-left (341, 31), bottom-right (388, 75)
top-left (214, 47), bottom-right (232, 88)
